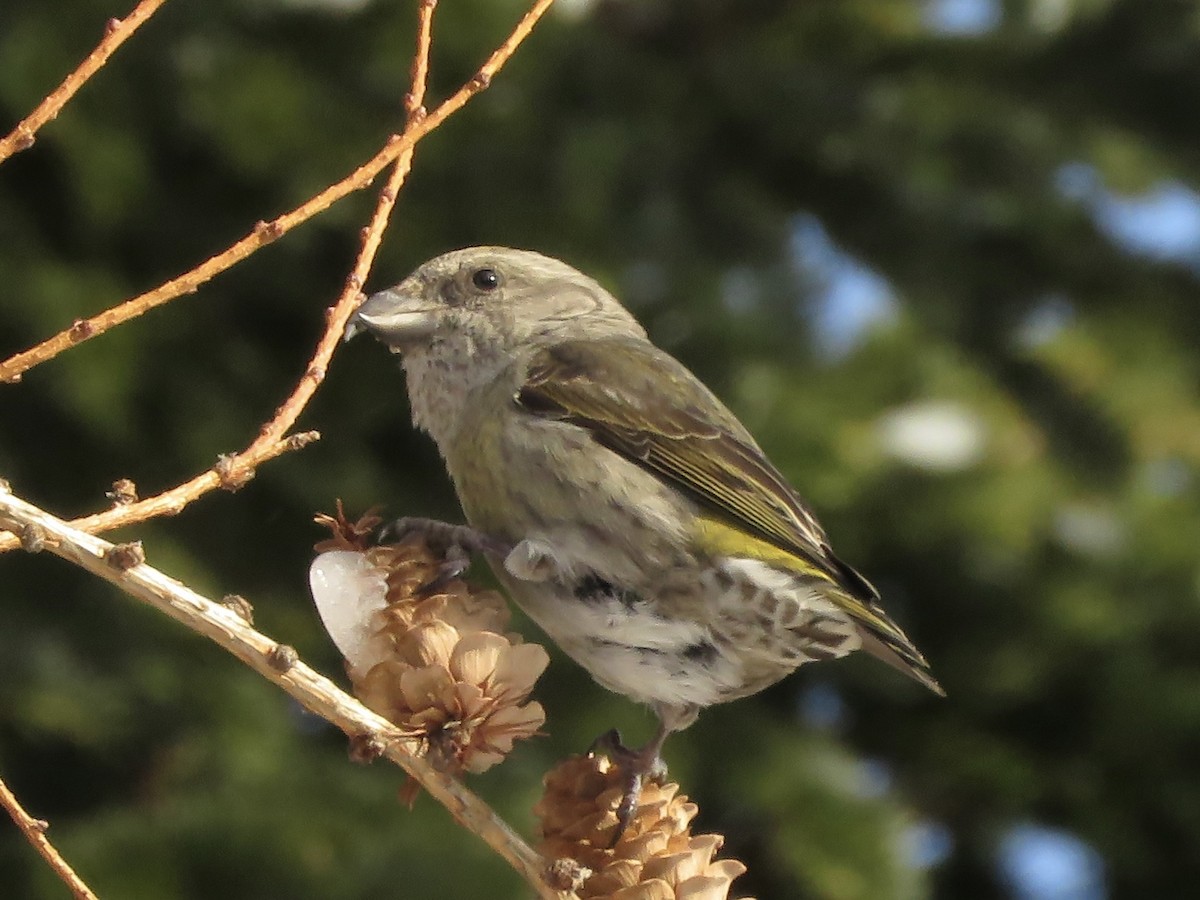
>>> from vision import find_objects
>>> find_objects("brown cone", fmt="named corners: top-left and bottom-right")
top-left (536, 755), bottom-right (749, 900)
top-left (315, 510), bottom-right (547, 775)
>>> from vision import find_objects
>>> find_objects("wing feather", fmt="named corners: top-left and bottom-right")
top-left (518, 339), bottom-right (840, 582)
top-left (516, 339), bottom-right (942, 696)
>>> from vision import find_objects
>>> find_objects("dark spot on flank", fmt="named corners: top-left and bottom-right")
top-left (682, 641), bottom-right (719, 666)
top-left (574, 573), bottom-right (641, 609)
top-left (792, 617), bottom-right (844, 646)
top-left (574, 573), bottom-right (612, 599)
top-left (710, 568), bottom-right (736, 591)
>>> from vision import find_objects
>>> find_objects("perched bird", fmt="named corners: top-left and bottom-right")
top-left (347, 246), bottom-right (941, 820)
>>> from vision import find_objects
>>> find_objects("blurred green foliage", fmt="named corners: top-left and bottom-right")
top-left (2, 0), bottom-right (1199, 897)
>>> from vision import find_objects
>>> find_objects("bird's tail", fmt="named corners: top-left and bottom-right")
top-left (856, 627), bottom-right (945, 696)
top-left (829, 555), bottom-right (945, 697)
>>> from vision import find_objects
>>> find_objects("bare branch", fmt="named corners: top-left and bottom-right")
top-left (0, 776), bottom-right (99, 900)
top-left (0, 0), bottom-right (558, 386)
top-left (249, 0), bottom-right (440, 455)
top-left (0, 0), bottom-right (559, 556)
top-left (0, 432), bottom-right (318, 554)
top-left (0, 0), bottom-right (168, 165)
top-left (0, 485), bottom-right (575, 900)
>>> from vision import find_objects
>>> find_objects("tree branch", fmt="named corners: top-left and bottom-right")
top-left (0, 483), bottom-right (574, 900)
top-left (0, 0), bottom-right (558, 386)
top-left (0, 0), bottom-right (560, 557)
top-left (0, 0), bottom-right (168, 165)
top-left (0, 776), bottom-right (99, 900)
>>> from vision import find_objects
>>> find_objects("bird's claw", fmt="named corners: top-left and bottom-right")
top-left (376, 516), bottom-right (510, 556)
top-left (375, 517), bottom-right (511, 593)
top-left (588, 728), bottom-right (668, 847)
top-left (415, 543), bottom-right (470, 597)
top-left (588, 727), bottom-right (628, 758)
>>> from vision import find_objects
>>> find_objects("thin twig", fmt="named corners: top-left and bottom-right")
top-left (0, 486), bottom-right (574, 900)
top-left (247, 0), bottom-right (438, 457)
top-left (408, 0), bottom-right (437, 117)
top-left (0, 0), bottom-right (167, 165)
top-left (0, 776), bottom-right (99, 900)
top-left (0, 432), bottom-right (318, 553)
top-left (0, 0), bottom-right (559, 555)
top-left (0, 0), bottom-right (557, 386)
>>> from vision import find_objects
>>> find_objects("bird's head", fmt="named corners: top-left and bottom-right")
top-left (346, 246), bottom-right (644, 361)
top-left (346, 246), bottom-right (646, 447)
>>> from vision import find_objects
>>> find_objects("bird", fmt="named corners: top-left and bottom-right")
top-left (345, 246), bottom-right (942, 828)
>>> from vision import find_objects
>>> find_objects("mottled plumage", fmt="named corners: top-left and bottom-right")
top-left (348, 246), bottom-right (941, 751)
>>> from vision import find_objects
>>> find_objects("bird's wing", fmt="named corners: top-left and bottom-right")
top-left (516, 338), bottom-right (943, 695)
top-left (517, 338), bottom-right (841, 583)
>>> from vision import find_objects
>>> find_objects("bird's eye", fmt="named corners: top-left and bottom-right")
top-left (471, 267), bottom-right (501, 291)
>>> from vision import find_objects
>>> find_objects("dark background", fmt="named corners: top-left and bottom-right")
top-left (2, 0), bottom-right (1198, 897)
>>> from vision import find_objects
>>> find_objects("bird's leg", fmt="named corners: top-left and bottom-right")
top-left (589, 719), bottom-right (673, 847)
top-left (376, 517), bottom-right (512, 595)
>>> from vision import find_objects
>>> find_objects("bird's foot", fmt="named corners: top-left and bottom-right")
top-left (375, 517), bottom-right (511, 595)
top-left (588, 728), bottom-right (668, 847)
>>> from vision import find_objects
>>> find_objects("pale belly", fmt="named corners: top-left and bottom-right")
top-left (492, 555), bottom-right (861, 711)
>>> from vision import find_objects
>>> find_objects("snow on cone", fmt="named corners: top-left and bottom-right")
top-left (309, 507), bottom-right (548, 774)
